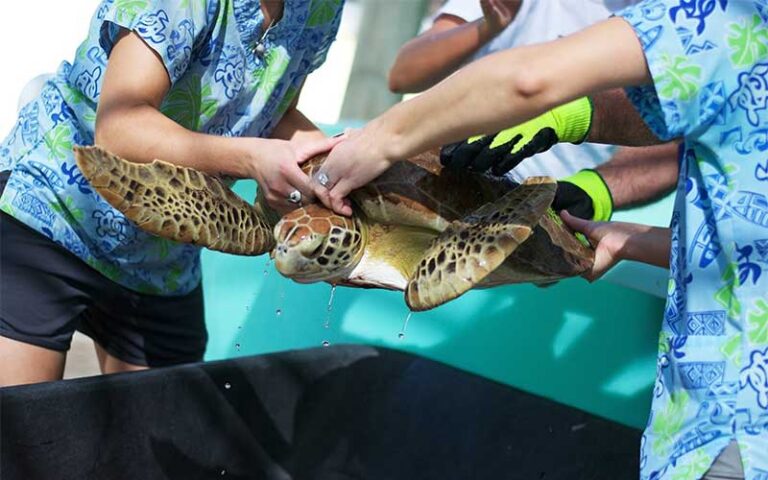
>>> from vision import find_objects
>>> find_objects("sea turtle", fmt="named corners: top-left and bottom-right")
top-left (73, 146), bottom-right (594, 311)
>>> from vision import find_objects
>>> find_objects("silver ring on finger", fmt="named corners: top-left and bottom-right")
top-left (315, 171), bottom-right (332, 189)
top-left (287, 189), bottom-right (302, 205)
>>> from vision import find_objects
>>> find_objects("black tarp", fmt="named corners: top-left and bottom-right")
top-left (1, 345), bottom-right (641, 479)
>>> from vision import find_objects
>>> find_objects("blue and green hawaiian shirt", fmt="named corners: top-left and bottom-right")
top-left (0, 0), bottom-right (343, 295)
top-left (619, 1), bottom-right (768, 478)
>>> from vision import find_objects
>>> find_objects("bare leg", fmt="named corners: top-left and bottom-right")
top-left (93, 342), bottom-right (148, 374)
top-left (0, 336), bottom-right (65, 387)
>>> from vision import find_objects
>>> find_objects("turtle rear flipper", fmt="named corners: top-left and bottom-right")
top-left (405, 177), bottom-right (556, 311)
top-left (74, 146), bottom-right (275, 255)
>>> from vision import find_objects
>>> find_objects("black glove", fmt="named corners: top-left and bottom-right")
top-left (439, 97), bottom-right (593, 176)
top-left (552, 170), bottom-right (614, 222)
top-left (439, 128), bottom-right (558, 176)
top-left (553, 181), bottom-right (595, 220)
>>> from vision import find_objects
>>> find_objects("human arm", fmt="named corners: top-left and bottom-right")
top-left (388, 0), bottom-right (521, 94)
top-left (269, 81), bottom-right (328, 144)
top-left (550, 141), bottom-right (680, 222)
top-left (314, 17), bottom-right (652, 215)
top-left (440, 86), bottom-right (667, 176)
top-left (95, 31), bottom-right (336, 212)
top-left (596, 142), bottom-right (679, 209)
top-left (560, 211), bottom-right (670, 281)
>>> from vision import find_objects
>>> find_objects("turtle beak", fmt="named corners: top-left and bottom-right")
top-left (273, 234), bottom-right (328, 281)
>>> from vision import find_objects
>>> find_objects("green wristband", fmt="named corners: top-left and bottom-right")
top-left (562, 169), bottom-right (613, 222)
top-left (552, 96), bottom-right (593, 144)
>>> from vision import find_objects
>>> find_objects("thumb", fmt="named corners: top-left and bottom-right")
top-left (560, 210), bottom-right (591, 235)
top-left (298, 136), bottom-right (344, 164)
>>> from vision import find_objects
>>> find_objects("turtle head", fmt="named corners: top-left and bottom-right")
top-left (272, 203), bottom-right (366, 282)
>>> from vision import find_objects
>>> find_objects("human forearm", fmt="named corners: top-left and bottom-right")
top-left (95, 103), bottom-right (264, 178)
top-left (388, 18), bottom-right (497, 94)
top-left (314, 17), bottom-right (652, 215)
top-left (618, 225), bottom-right (671, 268)
top-left (562, 212), bottom-right (670, 280)
top-left (588, 88), bottom-right (667, 146)
top-left (269, 107), bottom-right (326, 143)
top-left (597, 142), bottom-right (680, 209)
top-left (373, 18), bottom-right (652, 163)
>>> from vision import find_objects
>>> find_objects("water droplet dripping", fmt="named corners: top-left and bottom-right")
top-left (275, 309), bottom-right (282, 317)
top-left (224, 382), bottom-right (231, 390)
top-left (327, 285), bottom-right (337, 312)
top-left (322, 341), bottom-right (330, 347)
top-left (398, 312), bottom-right (413, 340)
top-left (324, 284), bottom-right (337, 329)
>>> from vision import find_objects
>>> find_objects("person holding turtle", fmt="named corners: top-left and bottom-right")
top-left (389, 0), bottom-right (680, 224)
top-left (313, 1), bottom-right (768, 478)
top-left (0, 0), bottom-right (344, 386)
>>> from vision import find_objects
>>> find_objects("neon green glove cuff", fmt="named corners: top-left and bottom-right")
top-left (551, 96), bottom-right (593, 144)
top-left (468, 96), bottom-right (593, 150)
top-left (562, 169), bottom-right (613, 222)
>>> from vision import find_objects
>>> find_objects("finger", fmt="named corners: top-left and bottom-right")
top-left (281, 162), bottom-right (316, 203)
top-left (297, 136), bottom-right (344, 164)
top-left (445, 136), bottom-right (493, 170)
top-left (439, 141), bottom-right (463, 167)
top-left (552, 182), bottom-right (593, 219)
top-left (477, 135), bottom-right (521, 173)
top-left (313, 181), bottom-right (334, 210)
top-left (489, 0), bottom-right (505, 17)
top-left (490, 152), bottom-right (523, 176)
top-left (494, 0), bottom-right (512, 17)
top-left (560, 210), bottom-right (592, 235)
top-left (587, 247), bottom-right (615, 282)
top-left (327, 180), bottom-right (354, 216)
top-left (491, 129), bottom-right (554, 175)
top-left (262, 185), bottom-right (295, 215)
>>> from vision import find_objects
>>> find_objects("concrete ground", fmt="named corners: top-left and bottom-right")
top-left (63, 331), bottom-right (102, 379)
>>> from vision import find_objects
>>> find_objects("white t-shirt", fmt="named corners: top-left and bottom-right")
top-left (435, 0), bottom-right (636, 180)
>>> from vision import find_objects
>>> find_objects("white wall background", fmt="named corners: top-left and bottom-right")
top-left (0, 1), bottom-right (358, 138)
top-left (0, 1), bottom-right (100, 134)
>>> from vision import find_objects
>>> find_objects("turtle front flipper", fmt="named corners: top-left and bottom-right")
top-left (405, 177), bottom-right (556, 311)
top-left (74, 146), bottom-right (275, 255)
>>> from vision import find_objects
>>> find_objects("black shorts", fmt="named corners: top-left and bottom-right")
top-left (0, 172), bottom-right (207, 367)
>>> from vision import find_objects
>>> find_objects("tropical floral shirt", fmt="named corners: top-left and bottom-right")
top-left (0, 0), bottom-right (343, 295)
top-left (618, 1), bottom-right (768, 478)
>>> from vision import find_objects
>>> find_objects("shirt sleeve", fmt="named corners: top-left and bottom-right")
top-left (98, 0), bottom-right (217, 85)
top-left (304, 1), bottom-right (345, 74)
top-left (434, 0), bottom-right (483, 22)
top-left (616, 0), bottom-right (741, 141)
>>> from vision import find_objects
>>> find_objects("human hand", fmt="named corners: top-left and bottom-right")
top-left (480, 0), bottom-right (516, 35)
top-left (311, 129), bottom-right (395, 216)
top-left (440, 97), bottom-right (593, 176)
top-left (560, 211), bottom-right (651, 282)
top-left (248, 136), bottom-right (342, 215)
top-left (553, 170), bottom-right (613, 222)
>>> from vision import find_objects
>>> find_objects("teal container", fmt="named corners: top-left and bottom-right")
top-left (202, 124), bottom-right (673, 429)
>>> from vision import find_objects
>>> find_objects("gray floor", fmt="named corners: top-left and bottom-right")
top-left (63, 332), bottom-right (102, 379)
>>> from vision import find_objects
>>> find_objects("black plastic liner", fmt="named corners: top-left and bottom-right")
top-left (1, 345), bottom-right (640, 479)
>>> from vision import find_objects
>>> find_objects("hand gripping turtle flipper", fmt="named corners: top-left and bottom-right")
top-left (404, 177), bottom-right (557, 311)
top-left (74, 146), bottom-right (275, 255)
